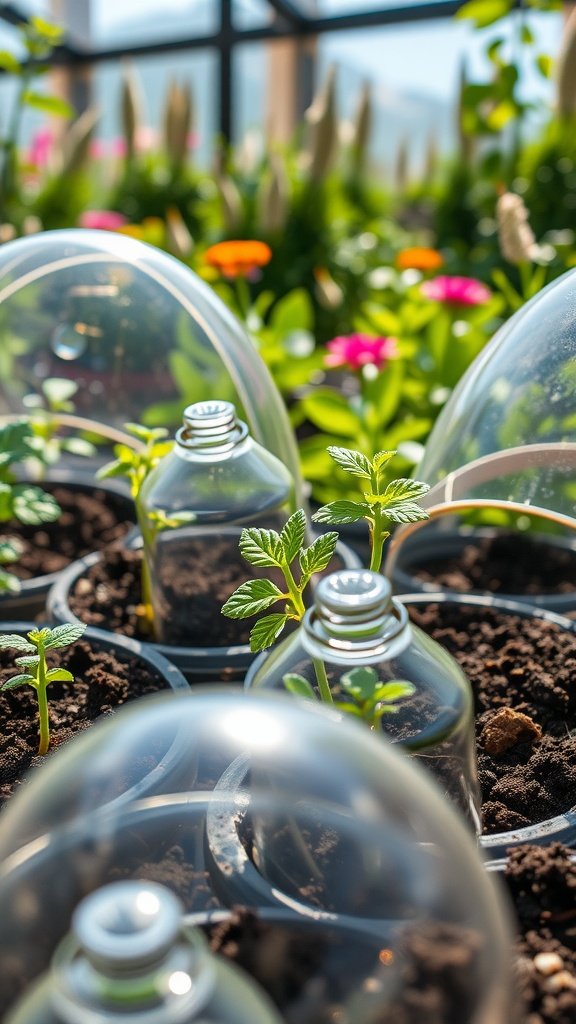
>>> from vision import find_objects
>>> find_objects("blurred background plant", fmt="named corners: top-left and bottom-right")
top-left (0, 1), bottom-right (574, 505)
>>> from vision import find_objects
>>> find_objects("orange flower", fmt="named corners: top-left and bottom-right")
top-left (204, 240), bottom-right (272, 278)
top-left (396, 247), bottom-right (444, 272)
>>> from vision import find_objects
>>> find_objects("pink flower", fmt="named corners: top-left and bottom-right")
top-left (421, 275), bottom-right (491, 307)
top-left (78, 210), bottom-right (129, 231)
top-left (89, 137), bottom-right (128, 160)
top-left (325, 334), bottom-right (398, 372)
top-left (27, 127), bottom-right (54, 169)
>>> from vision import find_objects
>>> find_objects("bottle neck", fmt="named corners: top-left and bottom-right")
top-left (176, 400), bottom-right (248, 455)
top-left (301, 570), bottom-right (411, 665)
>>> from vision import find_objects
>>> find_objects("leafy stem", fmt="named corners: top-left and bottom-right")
top-left (221, 508), bottom-right (338, 653)
top-left (284, 666), bottom-right (415, 729)
top-left (0, 623), bottom-right (86, 754)
top-left (312, 447), bottom-right (430, 574)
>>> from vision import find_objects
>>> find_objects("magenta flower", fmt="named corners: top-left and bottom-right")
top-left (89, 137), bottom-right (128, 160)
top-left (421, 275), bottom-right (491, 307)
top-left (325, 334), bottom-right (398, 372)
top-left (79, 210), bottom-right (129, 232)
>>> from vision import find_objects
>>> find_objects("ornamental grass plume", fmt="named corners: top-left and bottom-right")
top-left (496, 191), bottom-right (537, 265)
top-left (396, 247), bottom-right (443, 272)
top-left (204, 240), bottom-right (272, 279)
top-left (325, 333), bottom-right (398, 371)
top-left (421, 275), bottom-right (490, 307)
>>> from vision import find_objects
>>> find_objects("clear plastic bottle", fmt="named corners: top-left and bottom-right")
top-left (246, 569), bottom-right (482, 831)
top-left (6, 880), bottom-right (282, 1024)
top-left (137, 400), bottom-right (296, 646)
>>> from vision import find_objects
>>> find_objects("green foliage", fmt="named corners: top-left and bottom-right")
top-left (24, 378), bottom-right (97, 470)
top-left (0, 622), bottom-right (86, 754)
top-left (97, 423), bottom-right (173, 500)
top-left (312, 447), bottom-right (429, 573)
top-left (283, 666), bottom-right (416, 729)
top-left (221, 508), bottom-right (338, 653)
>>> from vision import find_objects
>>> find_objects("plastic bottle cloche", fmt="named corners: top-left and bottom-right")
top-left (0, 689), bottom-right (518, 1023)
top-left (0, 229), bottom-right (302, 494)
top-left (245, 568), bottom-right (481, 829)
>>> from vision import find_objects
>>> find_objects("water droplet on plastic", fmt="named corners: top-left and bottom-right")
top-left (51, 324), bottom-right (87, 361)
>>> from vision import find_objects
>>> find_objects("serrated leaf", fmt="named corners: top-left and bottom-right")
top-left (0, 538), bottom-right (22, 563)
top-left (372, 450), bottom-right (397, 472)
top-left (283, 673), bottom-right (317, 700)
top-left (15, 655), bottom-right (40, 668)
top-left (239, 527), bottom-right (284, 568)
top-left (0, 635), bottom-right (37, 652)
top-left (46, 668), bottom-right (74, 682)
top-left (382, 503), bottom-right (430, 525)
top-left (2, 674), bottom-right (34, 690)
top-left (280, 509), bottom-right (306, 563)
top-left (299, 531), bottom-right (338, 577)
top-left (374, 680), bottom-right (416, 703)
top-left (326, 446), bottom-right (372, 480)
top-left (312, 501), bottom-right (371, 526)
top-left (340, 666), bottom-right (380, 701)
top-left (43, 623), bottom-right (87, 649)
top-left (0, 569), bottom-right (20, 594)
top-left (221, 579), bottom-right (283, 619)
top-left (382, 479), bottom-right (430, 503)
top-left (249, 613), bottom-right (288, 653)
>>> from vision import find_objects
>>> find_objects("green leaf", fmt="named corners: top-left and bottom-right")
top-left (455, 0), bottom-right (512, 28)
top-left (0, 538), bottom-right (22, 564)
top-left (22, 92), bottom-right (74, 118)
top-left (2, 674), bottom-right (34, 690)
top-left (61, 437), bottom-right (97, 458)
top-left (299, 531), bottom-right (338, 577)
top-left (280, 509), bottom-right (307, 564)
top-left (43, 623), bottom-right (87, 649)
top-left (372, 450), bottom-right (396, 472)
top-left (0, 635), bottom-right (37, 652)
top-left (46, 668), bottom-right (74, 682)
top-left (12, 485), bottom-right (61, 526)
top-left (381, 503), bottom-right (431, 525)
top-left (377, 479), bottom-right (430, 505)
top-left (239, 527), bottom-right (284, 568)
top-left (0, 569), bottom-right (20, 595)
top-left (340, 666), bottom-right (380, 701)
top-left (125, 423), bottom-right (169, 444)
top-left (299, 388), bottom-right (360, 437)
top-left (42, 377), bottom-right (78, 405)
top-left (96, 459), bottom-right (132, 481)
top-left (374, 680), bottom-right (416, 703)
top-left (312, 500), bottom-right (371, 526)
top-left (14, 655), bottom-right (40, 668)
top-left (326, 446), bottom-right (372, 480)
top-left (536, 54), bottom-right (553, 79)
top-left (270, 289), bottom-right (313, 334)
top-left (221, 579), bottom-right (283, 619)
top-left (249, 613), bottom-right (288, 653)
top-left (283, 673), bottom-right (317, 700)
top-left (0, 51), bottom-right (21, 74)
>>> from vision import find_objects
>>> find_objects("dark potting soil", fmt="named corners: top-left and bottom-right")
top-left (69, 543), bottom-right (259, 647)
top-left (504, 843), bottom-right (576, 1024)
top-left (0, 484), bottom-right (134, 580)
top-left (411, 532), bottom-right (576, 597)
top-left (0, 638), bottom-right (172, 806)
top-left (407, 602), bottom-right (576, 834)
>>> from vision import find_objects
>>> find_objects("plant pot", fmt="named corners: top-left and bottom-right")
top-left (46, 536), bottom-right (361, 684)
top-left (391, 525), bottom-right (576, 615)
top-left (0, 620), bottom-right (189, 814)
top-left (398, 592), bottom-right (576, 860)
top-left (0, 476), bottom-right (135, 621)
top-left (485, 844), bottom-right (576, 1024)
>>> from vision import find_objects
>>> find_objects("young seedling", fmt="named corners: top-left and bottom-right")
top-left (98, 422), bottom-right (195, 633)
top-left (221, 508), bottom-right (338, 701)
top-left (0, 623), bottom-right (87, 755)
top-left (24, 377), bottom-right (97, 471)
top-left (312, 446), bottom-right (430, 572)
top-left (284, 666), bottom-right (416, 729)
top-left (0, 420), bottom-right (61, 593)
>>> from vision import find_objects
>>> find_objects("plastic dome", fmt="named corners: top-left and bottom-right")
top-left (0, 230), bottom-right (302, 496)
top-left (0, 690), bottom-right (517, 1022)
top-left (385, 269), bottom-right (576, 583)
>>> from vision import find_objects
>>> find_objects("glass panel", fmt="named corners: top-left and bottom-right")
top-left (234, 0), bottom-right (272, 30)
top-left (4, 0), bottom-right (50, 14)
top-left (294, 0), bottom-right (443, 12)
top-left (235, 42), bottom-right (266, 143)
top-left (91, 0), bottom-right (217, 46)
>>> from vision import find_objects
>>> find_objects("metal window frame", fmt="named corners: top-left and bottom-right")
top-left (0, 1), bottom-right (522, 140)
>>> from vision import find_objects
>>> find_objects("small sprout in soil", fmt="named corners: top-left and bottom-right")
top-left (0, 420), bottom-right (61, 593)
top-left (25, 377), bottom-right (97, 470)
top-left (284, 667), bottom-right (416, 729)
top-left (221, 508), bottom-right (338, 698)
top-left (0, 622), bottom-right (87, 755)
top-left (0, 537), bottom-right (23, 594)
top-left (312, 447), bottom-right (430, 573)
